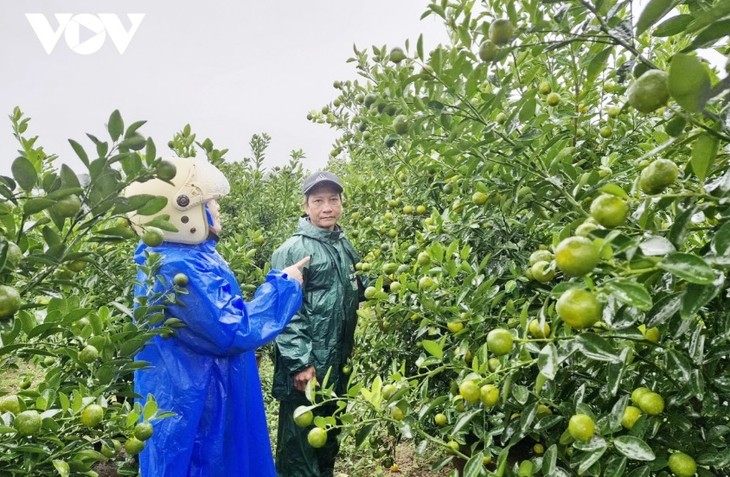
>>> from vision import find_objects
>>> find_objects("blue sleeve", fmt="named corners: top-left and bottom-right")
top-left (161, 257), bottom-right (302, 356)
top-left (271, 245), bottom-right (313, 372)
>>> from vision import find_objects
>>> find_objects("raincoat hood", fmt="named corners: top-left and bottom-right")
top-left (296, 216), bottom-right (344, 242)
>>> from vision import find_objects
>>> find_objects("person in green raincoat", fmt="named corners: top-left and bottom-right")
top-left (271, 171), bottom-right (363, 477)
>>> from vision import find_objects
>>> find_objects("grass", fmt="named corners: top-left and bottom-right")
top-left (0, 357), bottom-right (43, 394)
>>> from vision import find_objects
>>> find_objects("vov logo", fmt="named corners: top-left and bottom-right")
top-left (26, 14), bottom-right (145, 55)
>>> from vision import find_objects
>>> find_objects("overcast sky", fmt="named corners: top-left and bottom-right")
top-left (1, 2), bottom-right (723, 179)
top-left (0, 1), bottom-right (448, 176)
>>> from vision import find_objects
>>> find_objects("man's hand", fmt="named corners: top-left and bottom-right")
top-left (293, 365), bottom-right (316, 392)
top-left (282, 256), bottom-right (310, 285)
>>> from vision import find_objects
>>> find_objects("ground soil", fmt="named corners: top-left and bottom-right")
top-left (378, 441), bottom-right (453, 477)
top-left (93, 441), bottom-right (452, 477)
top-left (93, 460), bottom-right (121, 477)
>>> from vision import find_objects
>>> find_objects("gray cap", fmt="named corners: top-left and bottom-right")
top-left (302, 171), bottom-right (343, 195)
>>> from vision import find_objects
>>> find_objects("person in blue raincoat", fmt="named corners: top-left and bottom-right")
top-left (125, 157), bottom-right (309, 477)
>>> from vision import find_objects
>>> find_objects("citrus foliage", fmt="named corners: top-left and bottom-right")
top-left (216, 135), bottom-right (306, 294)
top-left (0, 112), bottom-right (310, 474)
top-left (0, 109), bottom-right (176, 475)
top-left (0, 1), bottom-right (728, 475)
top-left (304, 1), bottom-right (730, 475)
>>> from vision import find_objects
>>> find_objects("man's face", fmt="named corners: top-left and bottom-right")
top-left (304, 184), bottom-right (342, 230)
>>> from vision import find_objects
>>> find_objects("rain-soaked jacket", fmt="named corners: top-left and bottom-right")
top-left (133, 239), bottom-right (302, 477)
top-left (271, 217), bottom-right (361, 399)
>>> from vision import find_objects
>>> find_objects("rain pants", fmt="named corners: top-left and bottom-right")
top-left (271, 217), bottom-right (362, 477)
top-left (133, 239), bottom-right (303, 477)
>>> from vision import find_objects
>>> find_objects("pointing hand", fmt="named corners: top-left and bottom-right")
top-left (282, 256), bottom-right (310, 284)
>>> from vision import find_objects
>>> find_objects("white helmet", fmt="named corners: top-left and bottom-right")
top-left (125, 157), bottom-right (230, 244)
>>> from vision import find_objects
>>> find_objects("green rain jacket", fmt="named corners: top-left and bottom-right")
top-left (271, 217), bottom-right (361, 399)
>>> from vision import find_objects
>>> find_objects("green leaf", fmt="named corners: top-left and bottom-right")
top-left (52, 460), bottom-right (70, 477)
top-left (578, 442), bottom-right (607, 474)
top-left (713, 221), bottom-right (730, 256)
top-left (538, 343), bottom-right (558, 380)
top-left (628, 465), bottom-right (651, 477)
top-left (95, 225), bottom-right (135, 239)
top-left (125, 120), bottom-right (147, 138)
top-left (60, 164), bottom-right (81, 188)
top-left (139, 215), bottom-right (178, 233)
top-left (119, 134), bottom-right (146, 151)
top-left (463, 452), bottom-right (486, 477)
top-left (658, 252), bottom-right (716, 284)
top-left (416, 34), bottom-right (424, 61)
top-left (690, 134), bottom-right (719, 183)
top-left (108, 110), bottom-right (124, 142)
top-left (653, 14), bottom-right (693, 37)
top-left (604, 456), bottom-right (628, 477)
top-left (543, 444), bottom-right (558, 475)
top-left (639, 236), bottom-right (675, 256)
top-left (417, 395), bottom-right (448, 420)
top-left (42, 225), bottom-right (62, 247)
top-left (599, 183), bottom-right (628, 199)
top-left (23, 198), bottom-right (55, 215)
top-left (669, 206), bottom-right (696, 247)
top-left (603, 279), bottom-right (653, 310)
top-left (586, 47), bottom-right (613, 85)
top-left (697, 448), bottom-right (730, 468)
top-left (355, 423), bottom-right (375, 447)
top-left (113, 194), bottom-right (158, 215)
top-left (11, 156), bottom-right (37, 192)
top-left (607, 349), bottom-right (630, 396)
top-left (665, 115), bottom-right (687, 137)
top-left (120, 152), bottom-right (143, 177)
top-left (135, 197), bottom-right (168, 216)
top-left (422, 339), bottom-right (443, 359)
top-left (145, 137), bottom-right (157, 164)
top-left (512, 384), bottom-right (529, 405)
top-left (614, 436), bottom-right (656, 461)
top-left (452, 408), bottom-right (481, 435)
top-left (575, 333), bottom-right (621, 363)
top-left (684, 1), bottom-right (730, 33)
top-left (534, 415), bottom-right (561, 433)
top-left (669, 53), bottom-right (711, 113)
top-left (608, 395), bottom-right (630, 431)
top-left (636, 0), bottom-right (677, 35)
top-left (681, 278), bottom-right (723, 319)
top-left (519, 98), bottom-right (536, 122)
top-left (46, 187), bottom-right (83, 200)
top-left (667, 349), bottom-right (692, 383)
top-left (646, 294), bottom-right (682, 327)
top-left (143, 398), bottom-right (158, 420)
top-left (68, 139), bottom-right (89, 167)
top-left (1, 316), bottom-right (23, 345)
top-left (575, 436), bottom-right (607, 452)
top-left (689, 18), bottom-right (730, 50)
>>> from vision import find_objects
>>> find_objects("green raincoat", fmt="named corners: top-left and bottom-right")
top-left (271, 217), bottom-right (361, 477)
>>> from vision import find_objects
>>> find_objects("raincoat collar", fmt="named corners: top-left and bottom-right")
top-left (133, 239), bottom-right (219, 264)
top-left (295, 216), bottom-right (343, 242)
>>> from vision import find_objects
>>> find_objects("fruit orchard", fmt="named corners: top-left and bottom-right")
top-left (0, 0), bottom-right (729, 476)
top-left (305, 0), bottom-right (730, 476)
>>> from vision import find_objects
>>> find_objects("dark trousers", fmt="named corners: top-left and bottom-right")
top-left (276, 396), bottom-right (340, 477)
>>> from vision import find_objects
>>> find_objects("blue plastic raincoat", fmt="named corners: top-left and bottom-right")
top-left (133, 239), bottom-right (302, 477)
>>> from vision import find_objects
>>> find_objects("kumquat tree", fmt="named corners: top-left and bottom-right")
top-left (296, 0), bottom-right (730, 476)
